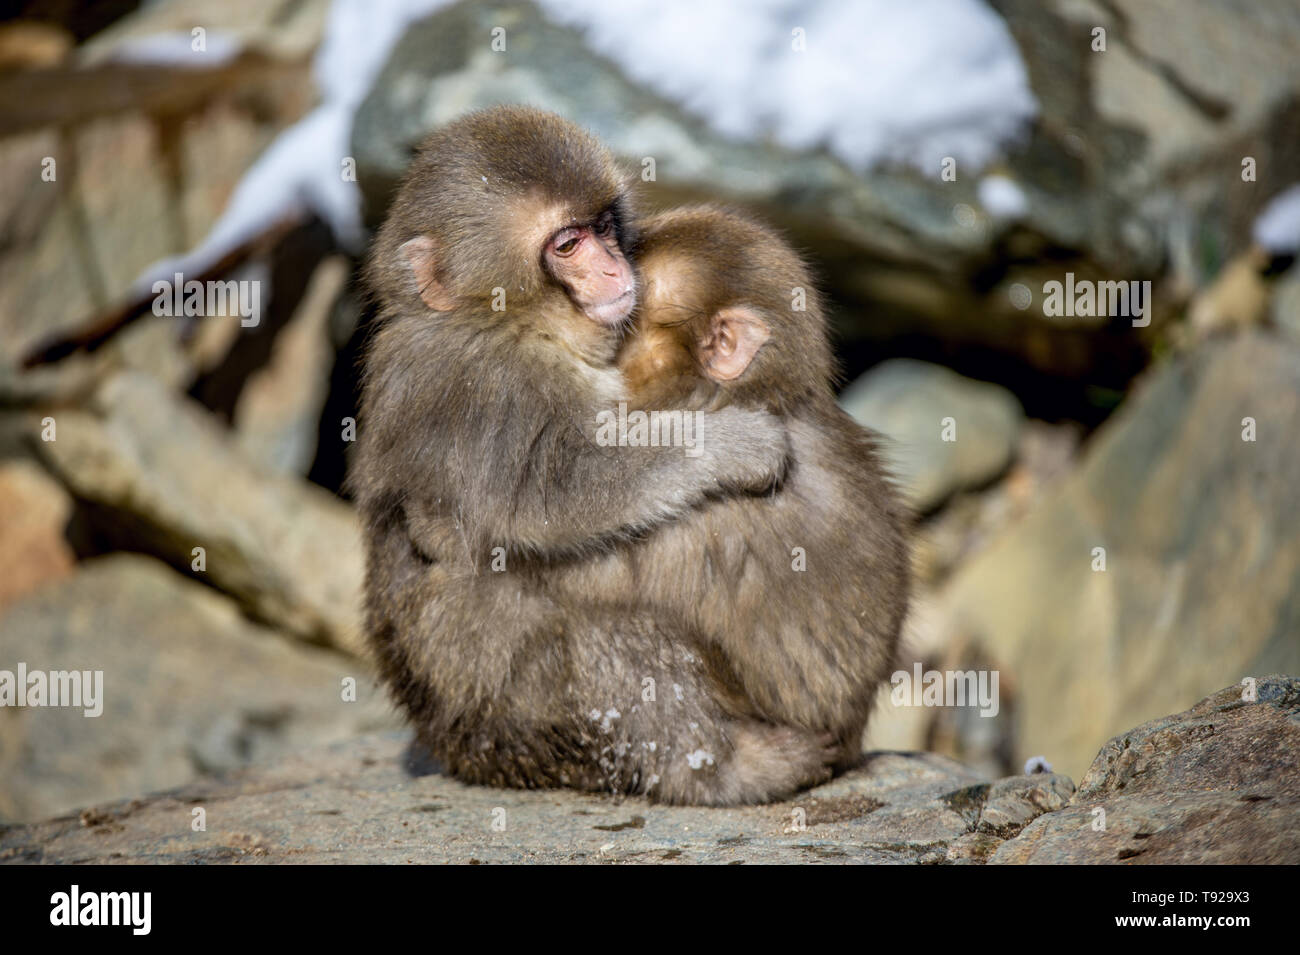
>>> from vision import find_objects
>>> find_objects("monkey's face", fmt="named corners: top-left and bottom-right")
top-left (380, 107), bottom-right (640, 339)
top-left (541, 207), bottom-right (637, 327)
top-left (621, 208), bottom-right (837, 410)
top-left (632, 247), bottom-right (772, 386)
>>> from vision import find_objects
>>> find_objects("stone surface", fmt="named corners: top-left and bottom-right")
top-left (349, 0), bottom-right (1143, 383)
top-left (34, 372), bottom-right (366, 654)
top-left (938, 332), bottom-right (1300, 780)
top-left (992, 0), bottom-right (1300, 292)
top-left (977, 772), bottom-right (1074, 837)
top-left (0, 555), bottom-right (397, 824)
top-left (4, 680), bottom-right (1290, 864)
top-left (840, 359), bottom-right (1024, 512)
top-left (0, 56), bottom-right (312, 367)
top-left (0, 128), bottom-right (99, 361)
top-left (991, 676), bottom-right (1300, 864)
top-left (0, 738), bottom-right (1010, 864)
top-left (0, 460), bottom-right (75, 612)
top-left (79, 0), bottom-right (330, 65)
top-left (1272, 267), bottom-right (1300, 342)
top-left (234, 255), bottom-right (349, 475)
top-left (351, 0), bottom-right (1300, 388)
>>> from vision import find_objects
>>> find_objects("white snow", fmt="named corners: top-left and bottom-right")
top-left (685, 749), bottom-right (716, 769)
top-left (1023, 755), bottom-right (1052, 774)
top-left (978, 174), bottom-right (1029, 219)
top-left (1253, 184), bottom-right (1300, 254)
top-left (131, 0), bottom-right (1035, 294)
top-left (107, 30), bottom-right (243, 68)
top-left (538, 0), bottom-right (1036, 171)
top-left (130, 0), bottom-right (451, 296)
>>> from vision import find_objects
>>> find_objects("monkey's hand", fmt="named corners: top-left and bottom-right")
top-left (695, 405), bottom-right (790, 495)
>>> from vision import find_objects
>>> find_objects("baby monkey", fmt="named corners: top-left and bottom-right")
top-left (578, 205), bottom-right (911, 772)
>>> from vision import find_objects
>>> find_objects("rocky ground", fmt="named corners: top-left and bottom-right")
top-left (3, 677), bottom-right (1295, 865)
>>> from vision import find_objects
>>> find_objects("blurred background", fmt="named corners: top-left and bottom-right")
top-left (1, 0), bottom-right (1298, 824)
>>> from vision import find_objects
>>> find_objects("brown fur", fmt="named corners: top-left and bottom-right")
top-left (351, 108), bottom-right (837, 805)
top-left (555, 205), bottom-right (912, 769)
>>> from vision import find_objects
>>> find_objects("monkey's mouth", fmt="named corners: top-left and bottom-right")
top-left (584, 289), bottom-right (636, 327)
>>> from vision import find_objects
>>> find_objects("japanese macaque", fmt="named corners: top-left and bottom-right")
top-left (352, 107), bottom-right (837, 805)
top-left (562, 205), bottom-right (912, 771)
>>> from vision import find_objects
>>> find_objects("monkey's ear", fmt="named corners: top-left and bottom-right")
top-left (700, 307), bottom-right (770, 381)
top-left (399, 236), bottom-right (457, 312)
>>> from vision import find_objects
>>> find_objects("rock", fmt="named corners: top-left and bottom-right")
top-left (234, 255), bottom-right (349, 475)
top-left (977, 773), bottom-right (1074, 837)
top-left (5, 680), bottom-right (1292, 862)
top-left (0, 314), bottom-right (197, 409)
top-left (352, 0), bottom-right (1300, 388)
top-left (0, 22), bottom-right (72, 71)
top-left (1186, 246), bottom-right (1271, 340)
top-left (0, 56), bottom-right (313, 367)
top-left (938, 332), bottom-right (1300, 780)
top-left (993, 0), bottom-right (1300, 277)
top-left (840, 359), bottom-right (1024, 512)
top-left (0, 554), bottom-right (398, 824)
top-left (0, 128), bottom-right (99, 361)
top-left (0, 740), bottom-right (1020, 864)
top-left (34, 371), bottom-right (366, 654)
top-left (0, 460), bottom-right (75, 612)
top-left (74, 114), bottom-right (178, 309)
top-left (78, 0), bottom-right (330, 66)
top-left (349, 0), bottom-right (1151, 385)
top-left (911, 420), bottom-right (1082, 587)
top-left (1271, 267), bottom-right (1300, 342)
top-left (991, 676), bottom-right (1300, 863)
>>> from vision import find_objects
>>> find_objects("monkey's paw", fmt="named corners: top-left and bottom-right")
top-left (701, 406), bottom-right (790, 493)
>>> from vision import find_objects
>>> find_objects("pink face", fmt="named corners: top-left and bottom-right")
top-left (544, 211), bottom-right (637, 327)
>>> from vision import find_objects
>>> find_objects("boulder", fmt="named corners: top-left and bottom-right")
top-left (4, 680), bottom-right (1291, 864)
top-left (34, 371), bottom-right (366, 654)
top-left (840, 359), bottom-right (1024, 512)
top-left (0, 459), bottom-right (75, 612)
top-left (0, 555), bottom-right (398, 824)
top-left (937, 332), bottom-right (1300, 779)
top-left (991, 0), bottom-right (1300, 292)
top-left (0, 54), bottom-right (313, 367)
top-left (351, 0), bottom-right (1300, 386)
top-left (0, 739), bottom-right (1016, 864)
top-left (992, 676), bottom-right (1300, 863)
top-left (349, 0), bottom-right (1141, 383)
top-left (234, 255), bottom-right (350, 475)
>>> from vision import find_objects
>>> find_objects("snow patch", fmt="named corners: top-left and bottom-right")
top-left (131, 0), bottom-right (1035, 295)
top-left (1253, 184), bottom-right (1300, 254)
top-left (685, 749), bottom-right (716, 770)
top-left (978, 174), bottom-right (1028, 219)
top-left (108, 31), bottom-right (243, 68)
top-left (538, 0), bottom-right (1036, 171)
top-left (130, 0), bottom-right (451, 294)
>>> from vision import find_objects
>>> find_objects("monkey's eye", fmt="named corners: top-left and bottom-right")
top-left (595, 213), bottom-right (615, 236)
top-left (551, 230), bottom-right (583, 257)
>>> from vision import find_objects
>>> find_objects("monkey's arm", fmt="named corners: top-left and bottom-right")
top-left (428, 403), bottom-right (790, 558)
top-left (359, 320), bottom-right (789, 559)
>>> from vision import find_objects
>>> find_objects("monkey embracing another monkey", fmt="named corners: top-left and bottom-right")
top-left (562, 204), bottom-right (911, 772)
top-left (352, 107), bottom-right (845, 805)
